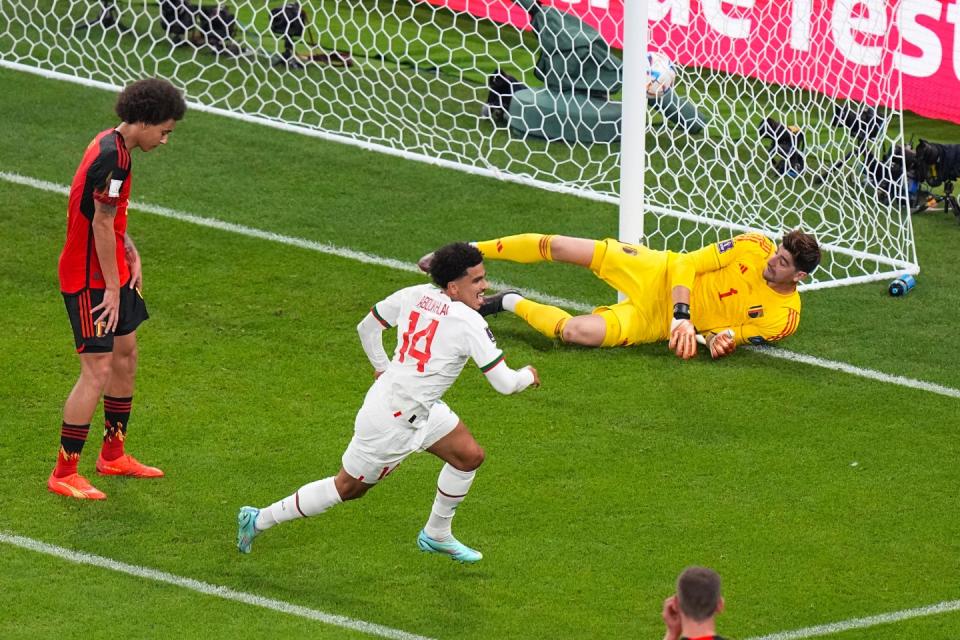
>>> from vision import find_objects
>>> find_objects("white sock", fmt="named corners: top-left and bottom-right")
top-left (502, 293), bottom-right (524, 313)
top-left (255, 476), bottom-right (342, 531)
top-left (424, 464), bottom-right (476, 541)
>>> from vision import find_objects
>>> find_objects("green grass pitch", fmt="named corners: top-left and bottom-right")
top-left (1, 68), bottom-right (959, 639)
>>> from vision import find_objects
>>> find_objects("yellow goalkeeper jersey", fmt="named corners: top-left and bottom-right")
top-left (670, 233), bottom-right (801, 345)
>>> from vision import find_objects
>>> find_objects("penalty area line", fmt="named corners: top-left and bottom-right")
top-left (2, 170), bottom-right (959, 401)
top-left (0, 531), bottom-right (436, 640)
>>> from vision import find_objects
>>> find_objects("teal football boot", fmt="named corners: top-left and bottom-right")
top-left (236, 506), bottom-right (260, 554)
top-left (417, 529), bottom-right (483, 563)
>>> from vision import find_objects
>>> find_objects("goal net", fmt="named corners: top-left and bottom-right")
top-left (0, 0), bottom-right (916, 288)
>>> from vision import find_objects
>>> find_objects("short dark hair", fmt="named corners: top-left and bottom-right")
top-left (429, 242), bottom-right (483, 289)
top-left (782, 229), bottom-right (820, 274)
top-left (677, 566), bottom-right (721, 622)
top-left (115, 78), bottom-right (187, 125)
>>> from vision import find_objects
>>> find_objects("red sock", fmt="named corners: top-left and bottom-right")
top-left (54, 423), bottom-right (89, 477)
top-left (100, 396), bottom-right (132, 461)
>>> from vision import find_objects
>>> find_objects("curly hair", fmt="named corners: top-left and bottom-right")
top-left (115, 78), bottom-right (187, 125)
top-left (429, 242), bottom-right (483, 288)
top-left (781, 229), bottom-right (821, 274)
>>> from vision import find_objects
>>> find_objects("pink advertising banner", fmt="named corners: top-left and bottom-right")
top-left (422, 0), bottom-right (960, 125)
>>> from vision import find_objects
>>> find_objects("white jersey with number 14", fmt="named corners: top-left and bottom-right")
top-left (367, 283), bottom-right (504, 420)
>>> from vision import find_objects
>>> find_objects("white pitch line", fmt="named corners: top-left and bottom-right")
top-left (0, 171), bottom-right (590, 313)
top-left (750, 346), bottom-right (960, 399)
top-left (3, 170), bottom-right (959, 401)
top-left (4, 529), bottom-right (960, 640)
top-left (744, 599), bottom-right (960, 640)
top-left (0, 531), bottom-right (435, 640)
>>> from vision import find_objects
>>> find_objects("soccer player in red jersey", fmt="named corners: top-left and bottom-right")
top-left (49, 78), bottom-right (186, 500)
top-left (662, 567), bottom-right (727, 640)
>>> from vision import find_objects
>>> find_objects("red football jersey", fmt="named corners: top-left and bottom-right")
top-left (58, 128), bottom-right (132, 293)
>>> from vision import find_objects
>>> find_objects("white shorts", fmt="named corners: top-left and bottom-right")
top-left (341, 397), bottom-right (459, 484)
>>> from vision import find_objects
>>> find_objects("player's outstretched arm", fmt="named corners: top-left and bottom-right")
top-left (484, 360), bottom-right (539, 394)
top-left (526, 365), bottom-right (541, 387)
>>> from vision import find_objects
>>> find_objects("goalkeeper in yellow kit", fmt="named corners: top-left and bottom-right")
top-left (421, 231), bottom-right (820, 360)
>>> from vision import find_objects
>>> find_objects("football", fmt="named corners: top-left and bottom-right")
top-left (646, 51), bottom-right (676, 98)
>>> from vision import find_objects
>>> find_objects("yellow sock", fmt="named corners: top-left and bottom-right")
top-left (474, 234), bottom-right (553, 263)
top-left (515, 299), bottom-right (570, 340)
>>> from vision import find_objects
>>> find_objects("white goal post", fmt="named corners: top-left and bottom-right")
top-left (622, 0), bottom-right (916, 290)
top-left (0, 0), bottom-right (917, 288)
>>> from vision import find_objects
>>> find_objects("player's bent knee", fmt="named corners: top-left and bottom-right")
top-left (471, 446), bottom-right (486, 470)
top-left (340, 484), bottom-right (370, 501)
top-left (560, 316), bottom-right (605, 346)
top-left (456, 446), bottom-right (485, 472)
top-left (335, 471), bottom-right (372, 501)
top-left (339, 485), bottom-right (368, 501)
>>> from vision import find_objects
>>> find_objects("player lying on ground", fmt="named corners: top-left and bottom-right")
top-left (420, 231), bottom-right (820, 360)
top-left (237, 243), bottom-right (540, 563)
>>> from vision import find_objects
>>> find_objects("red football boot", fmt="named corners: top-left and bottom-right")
top-left (96, 453), bottom-right (164, 478)
top-left (47, 472), bottom-right (107, 500)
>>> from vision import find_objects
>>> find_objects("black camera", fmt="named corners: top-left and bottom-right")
top-left (814, 101), bottom-right (897, 199)
top-left (866, 143), bottom-right (915, 208)
top-left (158, 0), bottom-right (239, 54)
top-left (831, 102), bottom-right (886, 145)
top-left (196, 5), bottom-right (238, 53)
top-left (483, 71), bottom-right (528, 125)
top-left (159, 0), bottom-right (194, 44)
top-left (906, 139), bottom-right (960, 220)
top-left (269, 2), bottom-right (306, 66)
top-left (270, 3), bottom-right (306, 39)
top-left (912, 139), bottom-right (960, 187)
top-left (758, 117), bottom-right (806, 177)
top-left (266, 3), bottom-right (352, 69)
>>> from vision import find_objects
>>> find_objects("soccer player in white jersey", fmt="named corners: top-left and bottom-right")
top-left (236, 242), bottom-right (540, 562)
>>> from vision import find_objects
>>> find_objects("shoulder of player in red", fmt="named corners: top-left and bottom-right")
top-left (92, 129), bottom-right (132, 206)
top-left (70, 128), bottom-right (133, 211)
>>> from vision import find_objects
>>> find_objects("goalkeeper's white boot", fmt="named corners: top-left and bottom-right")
top-left (417, 529), bottom-right (483, 563)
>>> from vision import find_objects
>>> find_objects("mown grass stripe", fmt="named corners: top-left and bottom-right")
top-left (2, 169), bottom-right (957, 402)
top-left (0, 531), bottom-right (436, 640)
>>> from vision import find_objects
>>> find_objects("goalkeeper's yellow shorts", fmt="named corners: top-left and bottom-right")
top-left (588, 238), bottom-right (671, 347)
